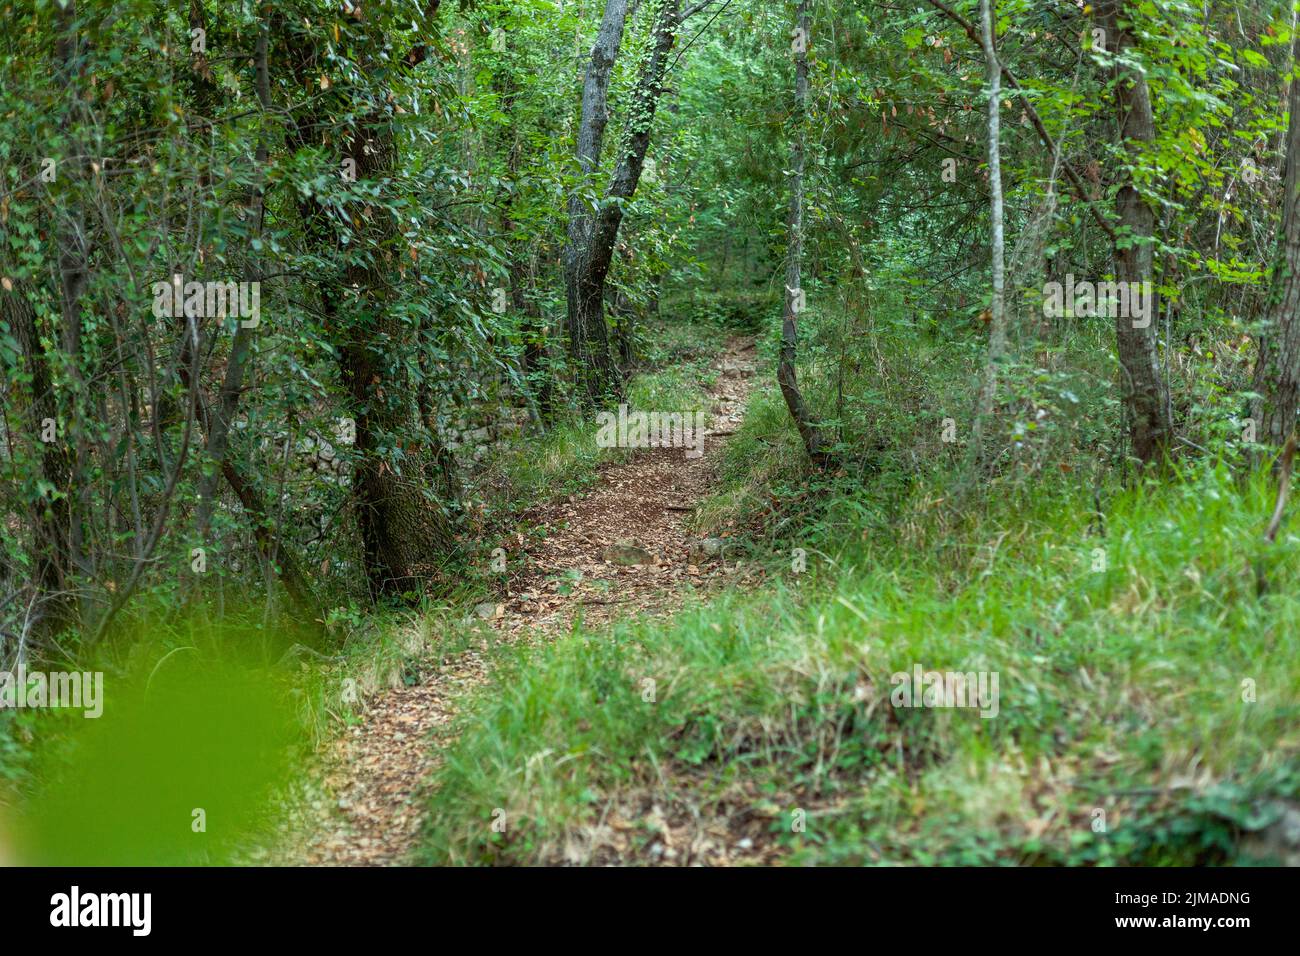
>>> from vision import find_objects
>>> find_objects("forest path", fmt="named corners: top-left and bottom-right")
top-left (285, 336), bottom-right (759, 866)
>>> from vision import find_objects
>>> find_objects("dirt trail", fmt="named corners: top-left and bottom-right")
top-left (283, 337), bottom-right (757, 866)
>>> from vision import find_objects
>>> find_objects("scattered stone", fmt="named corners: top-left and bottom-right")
top-left (1240, 800), bottom-right (1300, 866)
top-left (602, 539), bottom-right (655, 565)
top-left (687, 537), bottom-right (728, 563)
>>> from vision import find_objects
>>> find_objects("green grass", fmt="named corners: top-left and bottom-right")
top-left (418, 456), bottom-right (1300, 865)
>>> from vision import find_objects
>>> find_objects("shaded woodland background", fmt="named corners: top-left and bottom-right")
top-left (2, 0), bottom-right (1300, 866)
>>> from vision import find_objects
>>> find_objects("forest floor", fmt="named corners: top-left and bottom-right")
top-left (278, 336), bottom-right (760, 865)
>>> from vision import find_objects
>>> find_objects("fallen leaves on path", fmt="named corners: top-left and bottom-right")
top-left (274, 337), bottom-right (760, 866)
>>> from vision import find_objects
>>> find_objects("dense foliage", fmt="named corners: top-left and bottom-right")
top-left (2, 0), bottom-right (1299, 866)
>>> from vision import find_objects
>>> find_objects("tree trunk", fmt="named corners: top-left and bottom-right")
top-left (777, 0), bottom-right (827, 463)
top-left (565, 0), bottom-right (630, 406)
top-left (494, 60), bottom-right (551, 427)
top-left (53, 0), bottom-right (95, 597)
top-left (518, 268), bottom-right (553, 423)
top-left (969, 0), bottom-right (1008, 471)
top-left (565, 0), bottom-right (680, 409)
top-left (182, 18), bottom-right (322, 633)
top-left (336, 123), bottom-right (456, 599)
top-left (1098, 0), bottom-right (1172, 465)
top-left (1251, 29), bottom-right (1300, 449)
top-left (287, 7), bottom-right (458, 600)
top-left (2, 286), bottom-right (75, 634)
top-left (614, 288), bottom-right (635, 371)
top-left (194, 19), bottom-right (270, 548)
